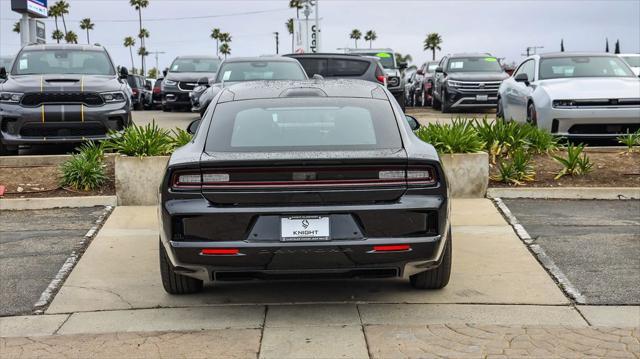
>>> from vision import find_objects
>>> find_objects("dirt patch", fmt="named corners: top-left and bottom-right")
top-left (490, 149), bottom-right (640, 187)
top-left (0, 156), bottom-right (115, 198)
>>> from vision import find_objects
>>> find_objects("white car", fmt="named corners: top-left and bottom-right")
top-left (619, 53), bottom-right (640, 76)
top-left (497, 53), bottom-right (640, 138)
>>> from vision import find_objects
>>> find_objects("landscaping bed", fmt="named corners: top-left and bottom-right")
top-left (490, 149), bottom-right (640, 187)
top-left (0, 156), bottom-right (115, 198)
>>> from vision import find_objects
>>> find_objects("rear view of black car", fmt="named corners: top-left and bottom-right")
top-left (162, 56), bottom-right (220, 112)
top-left (159, 80), bottom-right (451, 294)
top-left (285, 53), bottom-right (387, 86)
top-left (0, 44), bottom-right (132, 155)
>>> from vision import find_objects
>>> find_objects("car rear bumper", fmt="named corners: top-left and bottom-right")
top-left (542, 107), bottom-right (640, 138)
top-left (0, 102), bottom-right (130, 145)
top-left (160, 194), bottom-right (449, 282)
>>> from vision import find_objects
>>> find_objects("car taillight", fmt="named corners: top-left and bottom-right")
top-left (132, 88), bottom-right (139, 95)
top-left (378, 167), bottom-right (436, 186)
top-left (153, 87), bottom-right (161, 94)
top-left (172, 172), bottom-right (202, 189)
top-left (375, 67), bottom-right (387, 85)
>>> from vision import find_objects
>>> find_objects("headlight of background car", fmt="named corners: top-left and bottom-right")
top-left (447, 80), bottom-right (463, 88)
top-left (163, 79), bottom-right (177, 86)
top-left (101, 91), bottom-right (126, 103)
top-left (552, 100), bottom-right (576, 108)
top-left (0, 92), bottom-right (24, 103)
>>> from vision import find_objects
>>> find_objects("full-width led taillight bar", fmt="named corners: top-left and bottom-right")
top-left (171, 166), bottom-right (437, 190)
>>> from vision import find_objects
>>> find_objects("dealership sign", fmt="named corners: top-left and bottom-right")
top-left (11, 0), bottom-right (48, 18)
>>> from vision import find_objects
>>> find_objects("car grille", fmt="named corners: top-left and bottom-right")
top-left (21, 92), bottom-right (104, 107)
top-left (177, 81), bottom-right (198, 91)
top-left (19, 122), bottom-right (108, 137)
top-left (452, 81), bottom-right (502, 93)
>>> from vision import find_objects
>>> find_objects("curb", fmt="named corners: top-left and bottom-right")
top-left (0, 196), bottom-right (117, 211)
top-left (493, 198), bottom-right (586, 305)
top-left (0, 153), bottom-right (117, 167)
top-left (487, 187), bottom-right (640, 200)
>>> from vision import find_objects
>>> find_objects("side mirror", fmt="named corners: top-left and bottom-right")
top-left (405, 115), bottom-right (420, 131)
top-left (187, 119), bottom-right (201, 135)
top-left (119, 66), bottom-right (129, 80)
top-left (0, 67), bottom-right (6, 80)
top-left (514, 73), bottom-right (529, 85)
top-left (398, 62), bottom-right (408, 70)
top-left (416, 69), bottom-right (424, 75)
top-left (435, 66), bottom-right (444, 73)
top-left (197, 77), bottom-right (209, 86)
top-left (162, 69), bottom-right (168, 77)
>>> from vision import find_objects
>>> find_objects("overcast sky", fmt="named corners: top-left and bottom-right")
top-left (1, 0), bottom-right (639, 71)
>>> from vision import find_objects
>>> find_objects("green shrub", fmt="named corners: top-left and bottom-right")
top-left (169, 128), bottom-right (193, 150)
top-left (526, 125), bottom-right (559, 154)
top-left (617, 129), bottom-right (640, 152)
top-left (491, 147), bottom-right (535, 185)
top-left (59, 141), bottom-right (107, 191)
top-left (553, 143), bottom-right (593, 179)
top-left (414, 118), bottom-right (485, 154)
top-left (105, 121), bottom-right (173, 157)
top-left (472, 118), bottom-right (557, 161)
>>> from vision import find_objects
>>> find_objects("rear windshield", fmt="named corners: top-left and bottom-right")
top-left (447, 57), bottom-right (502, 73)
top-left (215, 61), bottom-right (306, 82)
top-left (539, 56), bottom-right (635, 80)
top-left (296, 58), bottom-right (370, 77)
top-left (12, 50), bottom-right (114, 75)
top-left (351, 52), bottom-right (395, 69)
top-left (170, 58), bottom-right (220, 73)
top-left (205, 98), bottom-right (402, 152)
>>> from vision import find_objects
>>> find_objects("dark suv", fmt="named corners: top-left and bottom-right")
top-left (162, 56), bottom-right (221, 112)
top-left (127, 74), bottom-right (148, 110)
top-left (0, 44), bottom-right (132, 155)
top-left (285, 53), bottom-right (387, 87)
top-left (432, 53), bottom-right (509, 112)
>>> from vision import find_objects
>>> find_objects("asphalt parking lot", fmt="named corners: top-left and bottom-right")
top-left (0, 207), bottom-right (106, 316)
top-left (503, 199), bottom-right (640, 305)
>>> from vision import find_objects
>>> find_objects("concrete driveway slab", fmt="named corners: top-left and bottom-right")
top-left (578, 306), bottom-right (640, 327)
top-left (47, 199), bottom-right (567, 314)
top-left (0, 315), bottom-right (68, 337)
top-left (1, 329), bottom-right (262, 358)
top-left (260, 325), bottom-right (369, 359)
top-left (266, 304), bottom-right (360, 327)
top-left (57, 306), bottom-right (265, 335)
top-left (359, 304), bottom-right (586, 326)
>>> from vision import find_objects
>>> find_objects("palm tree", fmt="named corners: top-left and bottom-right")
top-left (614, 39), bottom-right (621, 54)
top-left (219, 32), bottom-right (231, 44)
top-left (286, 18), bottom-right (294, 52)
top-left (13, 22), bottom-right (20, 34)
top-left (64, 31), bottom-right (78, 44)
top-left (52, 30), bottom-right (64, 43)
top-left (124, 36), bottom-right (136, 72)
top-left (54, 0), bottom-right (70, 35)
top-left (364, 30), bottom-right (377, 49)
top-left (289, 0), bottom-right (303, 19)
top-left (138, 28), bottom-right (150, 71)
top-left (210, 28), bottom-right (221, 58)
top-left (349, 29), bottom-right (362, 48)
top-left (423, 33), bottom-right (443, 61)
top-left (395, 53), bottom-right (412, 66)
top-left (130, 0), bottom-right (150, 73)
top-left (79, 18), bottom-right (94, 44)
top-left (219, 43), bottom-right (231, 59)
top-left (48, 5), bottom-right (62, 43)
top-left (560, 39), bottom-right (565, 52)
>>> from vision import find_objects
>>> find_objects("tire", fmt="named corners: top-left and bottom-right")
top-left (159, 240), bottom-right (204, 295)
top-left (0, 141), bottom-right (18, 156)
top-left (410, 229), bottom-right (452, 290)
top-left (526, 101), bottom-right (538, 127)
top-left (441, 90), bottom-right (451, 113)
top-left (162, 104), bottom-right (171, 112)
top-left (431, 89), bottom-right (441, 110)
top-left (496, 97), bottom-right (505, 120)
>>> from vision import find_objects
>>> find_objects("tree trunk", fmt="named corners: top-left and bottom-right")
top-left (130, 47), bottom-right (134, 72)
top-left (86, 30), bottom-right (90, 44)
top-left (61, 15), bottom-right (67, 34)
top-left (138, 8), bottom-right (145, 75)
top-left (216, 40), bottom-right (219, 57)
top-left (354, 39), bottom-right (357, 48)
top-left (291, 34), bottom-right (294, 52)
top-left (54, 16), bottom-right (60, 43)
top-left (432, 49), bottom-right (436, 61)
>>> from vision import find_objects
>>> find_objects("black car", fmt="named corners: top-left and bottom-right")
top-left (432, 53), bottom-right (509, 112)
top-left (417, 61), bottom-right (440, 107)
top-left (284, 53), bottom-right (387, 86)
top-left (162, 56), bottom-right (221, 112)
top-left (158, 79), bottom-right (451, 294)
top-left (127, 74), bottom-right (147, 110)
top-left (0, 44), bottom-right (132, 155)
top-left (152, 77), bottom-right (163, 109)
top-left (191, 56), bottom-right (308, 117)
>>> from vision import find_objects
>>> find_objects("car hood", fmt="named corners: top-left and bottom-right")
top-left (1, 74), bottom-right (122, 92)
top-left (537, 77), bottom-right (640, 99)
top-left (166, 72), bottom-right (216, 82)
top-left (446, 72), bottom-right (508, 81)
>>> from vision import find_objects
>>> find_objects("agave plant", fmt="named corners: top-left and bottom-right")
top-left (491, 147), bottom-right (535, 185)
top-left (414, 118), bottom-right (485, 154)
top-left (59, 141), bottom-right (107, 191)
top-left (104, 121), bottom-right (173, 157)
top-left (169, 128), bottom-right (193, 150)
top-left (553, 143), bottom-right (593, 179)
top-left (617, 129), bottom-right (640, 153)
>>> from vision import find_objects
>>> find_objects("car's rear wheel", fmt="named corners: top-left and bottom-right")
top-left (431, 90), bottom-right (441, 110)
top-left (410, 230), bottom-right (452, 289)
top-left (159, 240), bottom-right (204, 294)
top-left (526, 101), bottom-right (538, 127)
top-left (441, 90), bottom-right (452, 113)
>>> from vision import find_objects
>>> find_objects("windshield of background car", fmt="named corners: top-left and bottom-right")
top-left (12, 50), bottom-right (114, 75)
top-left (170, 58), bottom-right (220, 73)
top-left (205, 98), bottom-right (402, 152)
top-left (446, 57), bottom-right (502, 72)
top-left (427, 63), bottom-right (438, 72)
top-left (214, 61), bottom-right (307, 82)
top-left (539, 56), bottom-right (635, 79)
top-left (352, 52), bottom-right (395, 69)
top-left (621, 56), bottom-right (640, 67)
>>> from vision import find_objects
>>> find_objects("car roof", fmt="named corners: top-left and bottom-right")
top-left (221, 79), bottom-right (384, 101)
top-left (222, 56), bottom-right (300, 63)
top-left (618, 53), bottom-right (640, 57)
top-left (539, 52), bottom-right (622, 58)
top-left (284, 53), bottom-right (378, 62)
top-left (21, 43), bottom-right (106, 52)
top-left (174, 55), bottom-right (220, 60)
top-left (448, 53), bottom-right (493, 58)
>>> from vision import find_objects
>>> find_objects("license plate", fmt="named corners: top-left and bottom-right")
top-left (281, 216), bottom-right (330, 242)
top-left (476, 95), bottom-right (488, 101)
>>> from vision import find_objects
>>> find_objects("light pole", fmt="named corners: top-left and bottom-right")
top-left (274, 32), bottom-right (279, 54)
